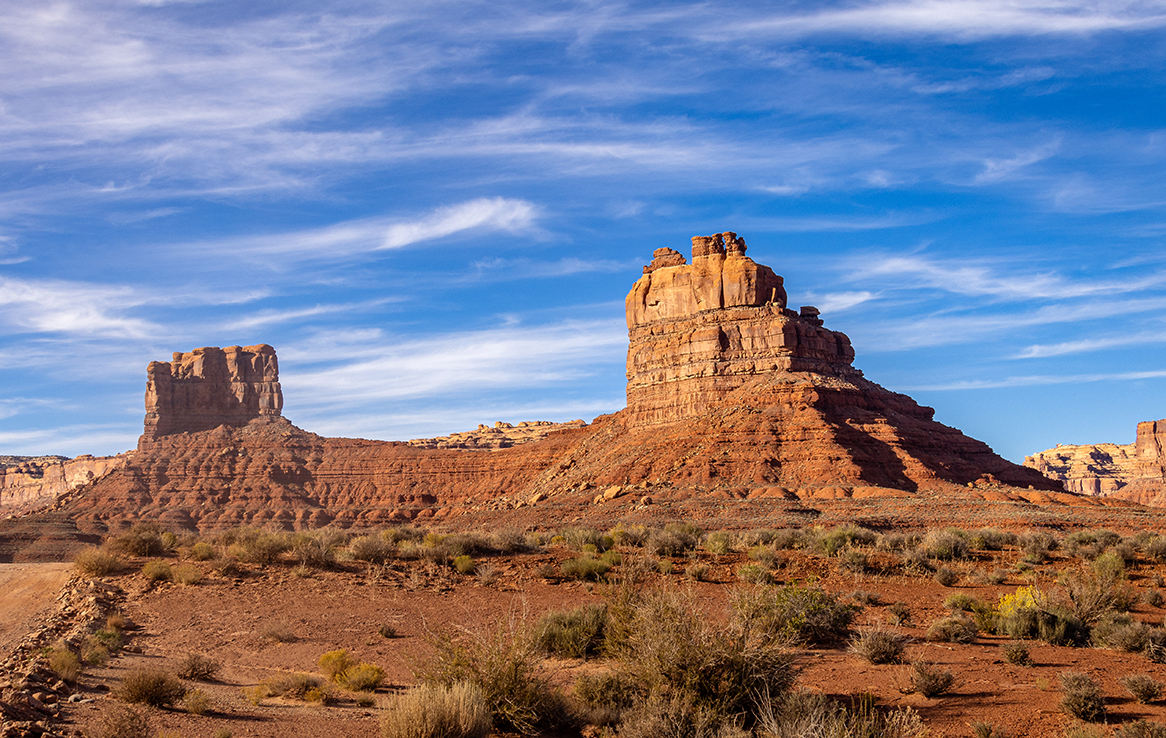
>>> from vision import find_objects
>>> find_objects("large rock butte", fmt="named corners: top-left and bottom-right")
top-left (3, 232), bottom-right (1094, 552)
top-left (1026, 419), bottom-right (1166, 505)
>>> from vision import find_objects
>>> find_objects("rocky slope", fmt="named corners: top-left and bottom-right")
top-left (0, 232), bottom-right (1089, 554)
top-left (1026, 419), bottom-right (1166, 505)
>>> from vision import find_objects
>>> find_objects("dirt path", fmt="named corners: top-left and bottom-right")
top-left (0, 562), bottom-right (73, 653)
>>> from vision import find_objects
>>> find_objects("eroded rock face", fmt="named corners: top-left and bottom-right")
top-left (408, 420), bottom-right (587, 450)
top-left (1027, 419), bottom-right (1166, 505)
top-left (0, 455), bottom-right (126, 515)
top-left (143, 344), bottom-right (282, 445)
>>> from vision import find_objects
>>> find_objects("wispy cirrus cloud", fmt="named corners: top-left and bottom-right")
top-left (1014, 330), bottom-right (1166, 358)
top-left (907, 369), bottom-right (1166, 391)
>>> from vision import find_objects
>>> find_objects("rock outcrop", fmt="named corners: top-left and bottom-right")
top-left (1026, 419), bottom-right (1166, 505)
top-left (408, 420), bottom-right (587, 450)
top-left (2, 231), bottom-right (1081, 549)
top-left (0, 455), bottom-right (125, 515)
top-left (142, 344), bottom-right (282, 446)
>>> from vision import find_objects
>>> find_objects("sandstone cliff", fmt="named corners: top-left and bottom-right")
top-left (2, 232), bottom-right (1085, 550)
top-left (1026, 419), bottom-right (1166, 505)
top-left (142, 344), bottom-right (282, 445)
top-left (0, 455), bottom-right (126, 516)
top-left (408, 420), bottom-right (587, 450)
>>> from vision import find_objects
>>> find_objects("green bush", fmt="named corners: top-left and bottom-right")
top-left (107, 523), bottom-right (173, 557)
top-left (534, 604), bottom-right (608, 659)
top-left (560, 556), bottom-right (611, 581)
top-left (380, 682), bottom-right (492, 738)
top-left (737, 563), bottom-right (772, 584)
top-left (319, 649), bottom-right (356, 681)
top-left (1060, 671), bottom-right (1105, 721)
top-left (814, 525), bottom-right (876, 556)
top-left (1002, 640), bottom-right (1032, 666)
top-left (737, 583), bottom-right (859, 646)
top-left (925, 614), bottom-right (977, 644)
top-left (453, 555), bottom-right (477, 575)
top-left (115, 669), bottom-right (187, 707)
top-left (188, 542), bottom-right (216, 561)
top-left (48, 648), bottom-right (81, 683)
top-left (922, 528), bottom-right (970, 560)
top-left (339, 662), bottom-right (385, 692)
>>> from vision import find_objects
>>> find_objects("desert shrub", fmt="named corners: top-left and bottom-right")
top-left (81, 641), bottom-right (110, 666)
top-left (1146, 628), bottom-right (1166, 663)
top-left (74, 547), bottom-right (122, 577)
top-left (685, 562), bottom-right (711, 582)
top-left (573, 671), bottom-right (639, 714)
top-left (922, 528), bottom-right (971, 560)
top-left (182, 688), bottom-right (211, 715)
top-left (925, 614), bottom-right (977, 644)
top-left (1060, 671), bottom-right (1105, 721)
top-left (900, 547), bottom-right (931, 573)
top-left (379, 622), bottom-right (399, 639)
top-left (971, 528), bottom-right (1016, 551)
top-left (609, 524), bottom-right (649, 548)
top-left (905, 661), bottom-right (955, 697)
top-left (657, 558), bottom-right (673, 575)
top-left (815, 525), bottom-right (876, 556)
top-left (1146, 537), bottom-right (1166, 562)
top-left (616, 588), bottom-right (796, 727)
top-left (1145, 588), bottom-right (1165, 608)
top-left (115, 669), bottom-right (187, 707)
top-left (177, 653), bottom-right (219, 681)
top-left (932, 566), bottom-right (958, 587)
top-left (1018, 531), bottom-right (1056, 562)
top-left (319, 649), bottom-right (357, 681)
top-left (264, 672), bottom-right (325, 700)
top-left (381, 682), bottom-right (493, 738)
top-left (416, 621), bottom-right (564, 735)
top-left (600, 550), bottom-right (622, 568)
top-left (645, 523), bottom-right (703, 556)
top-left (850, 589), bottom-right (882, 606)
top-left (703, 531), bottom-right (734, 555)
top-left (754, 689), bottom-right (927, 738)
top-left (91, 628), bottom-right (123, 652)
top-left (943, 593), bottom-right (982, 612)
top-left (339, 662), bottom-right (385, 691)
top-left (48, 648), bottom-right (81, 683)
top-left (839, 548), bottom-right (869, 573)
top-left (747, 545), bottom-right (780, 569)
top-left (561, 556), bottom-right (611, 581)
top-left (767, 528), bottom-right (807, 550)
top-left (739, 582), bottom-right (859, 646)
top-left (259, 620), bottom-right (297, 643)
top-left (995, 586), bottom-right (1088, 647)
top-left (107, 522), bottom-right (173, 557)
top-left (445, 533), bottom-right (496, 558)
top-left (1092, 612), bottom-right (1150, 652)
top-left (172, 564), bottom-right (203, 585)
top-left (290, 533), bottom-right (335, 569)
top-left (141, 560), bottom-right (172, 582)
top-left (970, 722), bottom-right (1006, 738)
top-left (1122, 673), bottom-right (1163, 704)
top-left (887, 602), bottom-right (911, 626)
top-left (228, 529), bottom-right (291, 565)
top-left (563, 528), bottom-right (611, 552)
top-left (93, 703), bottom-right (151, 738)
top-left (188, 542), bottom-right (216, 561)
top-left (453, 555), bottom-right (477, 575)
top-left (737, 563), bottom-right (772, 584)
top-left (1001, 640), bottom-right (1032, 666)
top-left (616, 694), bottom-right (720, 738)
top-left (876, 532), bottom-right (919, 552)
top-left (534, 604), bottom-right (608, 659)
top-left (1114, 720), bottom-right (1166, 738)
top-left (848, 626), bottom-right (904, 664)
top-left (1063, 557), bottom-right (1136, 624)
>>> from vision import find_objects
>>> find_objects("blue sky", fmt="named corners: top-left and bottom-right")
top-left (2, 0), bottom-right (1165, 463)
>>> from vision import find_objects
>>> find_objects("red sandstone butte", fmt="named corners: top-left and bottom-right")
top-left (3, 232), bottom-right (1076, 546)
top-left (1027, 419), bottom-right (1166, 505)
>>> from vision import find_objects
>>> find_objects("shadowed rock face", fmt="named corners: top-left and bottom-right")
top-left (2, 232), bottom-right (1068, 545)
top-left (142, 344), bottom-right (282, 446)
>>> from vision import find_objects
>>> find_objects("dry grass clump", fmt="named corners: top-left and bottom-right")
top-left (1092, 613), bottom-right (1151, 652)
top-left (814, 525), bottom-right (876, 556)
top-left (1114, 720), bottom-right (1166, 738)
top-left (1060, 671), bottom-right (1106, 722)
top-left (645, 523), bottom-right (703, 556)
top-left (48, 647), bottom-right (81, 683)
top-left (290, 532), bottom-right (336, 569)
top-left (380, 682), bottom-right (492, 738)
top-left (970, 721), bottom-right (1006, 738)
top-left (177, 653), bottom-right (219, 681)
top-left (115, 669), bottom-right (187, 707)
top-left (737, 563), bottom-right (772, 584)
top-left (534, 604), bottom-right (608, 659)
top-left (107, 523), bottom-right (174, 557)
top-left (92, 703), bottom-right (151, 738)
top-left (1063, 553), bottom-right (1137, 625)
top-left (736, 582), bottom-right (859, 646)
top-left (453, 555), bottom-right (477, 575)
top-left (932, 566), bottom-right (958, 587)
top-left (560, 556), bottom-right (611, 581)
top-left (887, 602), bottom-right (911, 626)
top-left (850, 589), bottom-right (882, 606)
top-left (703, 531), bottom-right (735, 555)
top-left (141, 560), bottom-right (172, 582)
top-left (685, 562), bottom-right (711, 582)
top-left (922, 528), bottom-right (970, 560)
top-left (1122, 673), bottom-right (1164, 704)
top-left (754, 689), bottom-right (927, 738)
top-left (172, 564), bottom-right (203, 585)
top-left (572, 671), bottom-right (638, 725)
top-left (187, 541), bottom-right (216, 561)
top-left (351, 535), bottom-right (395, 564)
top-left (319, 649), bottom-right (357, 681)
top-left (74, 547), bottom-right (122, 577)
top-left (925, 614), bottom-right (977, 644)
top-left (182, 688), bottom-right (211, 715)
top-left (903, 661), bottom-right (955, 697)
top-left (263, 672), bottom-right (327, 700)
top-left (339, 662), bottom-right (386, 692)
top-left (1001, 640), bottom-right (1032, 666)
top-left (228, 529), bottom-right (291, 565)
top-left (848, 626), bottom-right (904, 664)
top-left (259, 620), bottom-right (298, 643)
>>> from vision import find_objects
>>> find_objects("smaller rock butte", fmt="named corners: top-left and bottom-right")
top-left (1026, 419), bottom-right (1166, 505)
top-left (408, 420), bottom-right (588, 450)
top-left (0, 455), bottom-right (125, 514)
top-left (142, 344), bottom-right (282, 446)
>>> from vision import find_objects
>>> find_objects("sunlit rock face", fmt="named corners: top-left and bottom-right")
top-left (142, 344), bottom-right (283, 446)
top-left (1026, 419), bottom-right (1166, 505)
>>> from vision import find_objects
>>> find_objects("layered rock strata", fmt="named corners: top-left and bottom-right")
top-left (0, 455), bottom-right (125, 515)
top-left (1026, 419), bottom-right (1166, 505)
top-left (2, 231), bottom-right (1077, 544)
top-left (408, 420), bottom-right (587, 450)
top-left (142, 344), bottom-right (282, 445)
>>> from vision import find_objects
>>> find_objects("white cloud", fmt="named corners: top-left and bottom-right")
top-left (0, 275), bottom-right (159, 338)
top-left (382, 198), bottom-right (537, 249)
top-left (907, 369), bottom-right (1166, 391)
top-left (805, 291), bottom-right (878, 314)
top-left (1014, 330), bottom-right (1166, 358)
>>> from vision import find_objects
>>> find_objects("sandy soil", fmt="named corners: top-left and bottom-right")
top-left (0, 562), bottom-right (73, 653)
top-left (28, 544), bottom-right (1166, 738)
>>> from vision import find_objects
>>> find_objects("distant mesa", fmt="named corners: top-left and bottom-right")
top-left (1, 231), bottom-right (1112, 556)
top-left (1026, 419), bottom-right (1166, 505)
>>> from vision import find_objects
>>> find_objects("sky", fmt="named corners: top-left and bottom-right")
top-left (2, 0), bottom-right (1165, 464)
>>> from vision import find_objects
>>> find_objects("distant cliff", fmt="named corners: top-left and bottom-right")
top-left (1026, 419), bottom-right (1166, 505)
